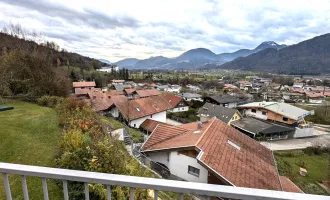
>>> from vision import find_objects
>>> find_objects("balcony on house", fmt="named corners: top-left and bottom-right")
top-left (0, 162), bottom-right (329, 200)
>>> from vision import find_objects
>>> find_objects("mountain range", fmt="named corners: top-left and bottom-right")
top-left (98, 59), bottom-right (111, 64)
top-left (219, 33), bottom-right (330, 74)
top-left (114, 41), bottom-right (286, 70)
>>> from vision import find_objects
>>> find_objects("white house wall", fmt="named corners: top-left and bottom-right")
top-left (171, 106), bottom-right (189, 113)
top-left (110, 107), bottom-right (120, 118)
top-left (146, 152), bottom-right (169, 167)
top-left (245, 108), bottom-right (268, 120)
top-left (168, 151), bottom-right (208, 183)
top-left (129, 111), bottom-right (167, 128)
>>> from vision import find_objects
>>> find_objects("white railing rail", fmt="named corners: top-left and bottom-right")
top-left (0, 162), bottom-right (329, 200)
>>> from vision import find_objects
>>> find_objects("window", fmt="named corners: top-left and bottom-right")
top-left (262, 111), bottom-right (267, 115)
top-left (134, 124), bottom-right (136, 128)
top-left (188, 166), bottom-right (200, 177)
top-left (136, 107), bottom-right (141, 112)
top-left (251, 109), bottom-right (257, 113)
top-left (150, 115), bottom-right (153, 118)
top-left (283, 117), bottom-right (288, 122)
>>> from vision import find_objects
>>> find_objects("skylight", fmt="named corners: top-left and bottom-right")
top-left (136, 107), bottom-right (141, 112)
top-left (228, 140), bottom-right (240, 150)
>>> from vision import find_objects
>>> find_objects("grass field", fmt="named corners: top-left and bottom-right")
top-left (275, 150), bottom-right (329, 195)
top-left (0, 100), bottom-right (62, 200)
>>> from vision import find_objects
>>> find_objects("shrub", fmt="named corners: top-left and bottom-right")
top-left (37, 95), bottom-right (64, 107)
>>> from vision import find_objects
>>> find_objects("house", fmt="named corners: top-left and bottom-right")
top-left (271, 83), bottom-right (281, 90)
top-left (96, 65), bottom-right (119, 73)
top-left (238, 102), bottom-right (314, 138)
top-left (112, 80), bottom-right (125, 85)
top-left (140, 118), bottom-right (285, 191)
top-left (186, 84), bottom-right (201, 92)
top-left (162, 93), bottom-right (189, 113)
top-left (205, 95), bottom-right (239, 108)
top-left (306, 92), bottom-right (324, 104)
top-left (180, 93), bottom-right (203, 102)
top-left (135, 89), bottom-right (162, 98)
top-left (238, 102), bottom-right (313, 125)
top-left (198, 103), bottom-right (241, 125)
top-left (109, 95), bottom-right (173, 128)
top-left (231, 117), bottom-right (295, 140)
top-left (73, 81), bottom-right (96, 94)
top-left (164, 85), bottom-right (181, 93)
top-left (140, 119), bottom-right (168, 134)
top-left (237, 81), bottom-right (252, 91)
top-left (223, 84), bottom-right (238, 92)
top-left (124, 88), bottom-right (136, 99)
top-left (293, 82), bottom-right (304, 88)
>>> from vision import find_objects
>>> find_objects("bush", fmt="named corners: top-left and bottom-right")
top-left (275, 150), bottom-right (304, 157)
top-left (37, 95), bottom-right (64, 107)
top-left (304, 145), bottom-right (329, 155)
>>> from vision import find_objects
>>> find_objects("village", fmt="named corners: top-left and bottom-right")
top-left (70, 73), bottom-right (330, 196)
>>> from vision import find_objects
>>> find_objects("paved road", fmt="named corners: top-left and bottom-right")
top-left (261, 134), bottom-right (330, 151)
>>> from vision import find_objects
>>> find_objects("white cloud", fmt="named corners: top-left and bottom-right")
top-left (0, 0), bottom-right (330, 62)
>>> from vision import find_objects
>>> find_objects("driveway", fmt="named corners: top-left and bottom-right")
top-left (261, 134), bottom-right (330, 151)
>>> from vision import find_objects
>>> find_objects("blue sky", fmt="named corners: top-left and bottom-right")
top-left (1, 0), bottom-right (330, 61)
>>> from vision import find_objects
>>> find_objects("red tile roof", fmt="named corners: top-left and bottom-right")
top-left (91, 97), bottom-right (114, 112)
top-left (280, 176), bottom-right (303, 193)
top-left (161, 93), bottom-right (184, 107)
top-left (140, 119), bottom-right (168, 132)
top-left (125, 88), bottom-right (136, 95)
top-left (141, 118), bottom-right (282, 191)
top-left (72, 81), bottom-right (96, 88)
top-left (136, 89), bottom-right (161, 97)
top-left (75, 88), bottom-right (89, 95)
top-left (114, 95), bottom-right (173, 120)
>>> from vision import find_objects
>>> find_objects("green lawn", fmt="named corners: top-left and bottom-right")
top-left (101, 116), bottom-right (124, 130)
top-left (275, 150), bottom-right (329, 195)
top-left (0, 100), bottom-right (62, 200)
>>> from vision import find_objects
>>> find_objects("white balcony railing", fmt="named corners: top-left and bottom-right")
top-left (0, 162), bottom-right (329, 200)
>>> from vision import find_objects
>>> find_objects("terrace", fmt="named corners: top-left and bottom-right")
top-left (0, 162), bottom-right (328, 200)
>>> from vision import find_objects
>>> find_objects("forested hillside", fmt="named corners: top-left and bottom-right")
top-left (0, 32), bottom-right (105, 70)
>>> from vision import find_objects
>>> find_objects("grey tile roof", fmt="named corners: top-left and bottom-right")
top-left (231, 117), bottom-right (294, 135)
top-left (181, 93), bottom-right (202, 98)
top-left (198, 102), bottom-right (239, 124)
top-left (209, 95), bottom-right (239, 104)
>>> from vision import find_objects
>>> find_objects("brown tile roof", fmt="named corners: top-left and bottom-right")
top-left (161, 93), bottom-right (183, 107)
top-left (72, 81), bottom-right (96, 88)
top-left (75, 88), bottom-right (89, 95)
top-left (141, 118), bottom-right (282, 191)
top-left (140, 119), bottom-right (168, 132)
top-left (196, 119), bottom-right (281, 191)
top-left (136, 89), bottom-right (161, 97)
top-left (280, 176), bottom-right (303, 193)
top-left (114, 95), bottom-right (173, 120)
top-left (125, 88), bottom-right (136, 94)
top-left (91, 98), bottom-right (114, 112)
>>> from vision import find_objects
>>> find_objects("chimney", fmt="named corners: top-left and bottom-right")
top-left (108, 95), bottom-right (111, 99)
top-left (200, 114), bottom-right (209, 123)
